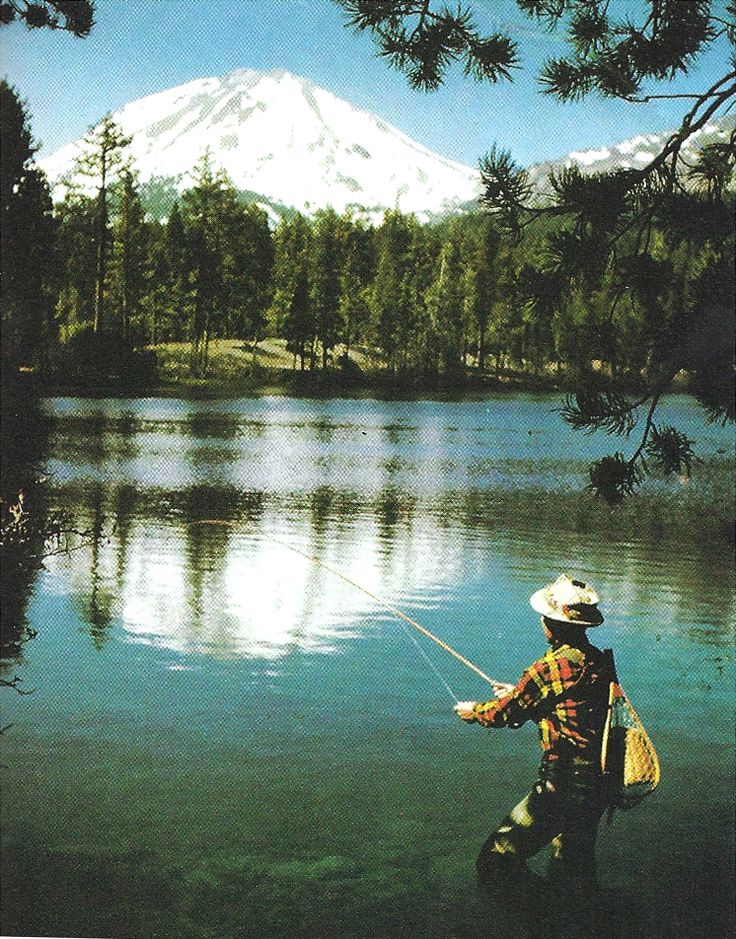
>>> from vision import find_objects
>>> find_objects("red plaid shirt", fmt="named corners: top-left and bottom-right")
top-left (471, 643), bottom-right (610, 762)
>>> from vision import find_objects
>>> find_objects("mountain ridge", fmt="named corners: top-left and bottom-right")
top-left (40, 67), bottom-right (482, 222)
top-left (39, 68), bottom-right (734, 223)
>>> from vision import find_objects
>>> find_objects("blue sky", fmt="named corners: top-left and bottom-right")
top-left (1, 0), bottom-right (731, 167)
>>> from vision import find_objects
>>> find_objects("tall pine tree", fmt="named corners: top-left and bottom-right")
top-left (70, 114), bottom-right (132, 334)
top-left (311, 208), bottom-right (344, 369)
top-left (272, 213), bottom-right (314, 370)
top-left (110, 168), bottom-right (148, 342)
top-left (0, 80), bottom-right (55, 370)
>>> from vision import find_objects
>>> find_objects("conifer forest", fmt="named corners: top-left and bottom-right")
top-left (4, 78), bottom-right (733, 395)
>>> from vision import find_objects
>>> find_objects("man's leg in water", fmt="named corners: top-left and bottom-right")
top-left (549, 763), bottom-right (606, 884)
top-left (474, 781), bottom-right (565, 937)
top-left (476, 778), bottom-right (564, 881)
top-left (549, 808), bottom-right (602, 882)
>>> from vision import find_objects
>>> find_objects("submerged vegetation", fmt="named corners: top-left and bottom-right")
top-left (5, 838), bottom-right (730, 939)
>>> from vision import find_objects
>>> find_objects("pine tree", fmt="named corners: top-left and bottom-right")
top-left (0, 1), bottom-right (95, 35)
top-left (181, 153), bottom-right (221, 375)
top-left (139, 219), bottom-right (168, 346)
top-left (311, 208), bottom-right (344, 369)
top-left (403, 225), bottom-right (438, 378)
top-left (426, 228), bottom-right (465, 379)
top-left (464, 217), bottom-right (501, 372)
top-left (53, 192), bottom-right (97, 341)
top-left (371, 210), bottom-right (416, 375)
top-left (110, 168), bottom-right (148, 342)
top-left (221, 202), bottom-right (274, 352)
top-left (163, 202), bottom-right (189, 341)
top-left (338, 0), bottom-right (736, 499)
top-left (70, 114), bottom-right (132, 335)
top-left (0, 80), bottom-right (55, 369)
top-left (338, 216), bottom-right (375, 365)
top-left (272, 213), bottom-right (314, 370)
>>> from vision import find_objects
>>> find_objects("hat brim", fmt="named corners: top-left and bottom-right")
top-left (530, 589), bottom-right (604, 627)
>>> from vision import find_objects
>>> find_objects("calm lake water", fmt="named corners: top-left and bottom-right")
top-left (2, 394), bottom-right (734, 939)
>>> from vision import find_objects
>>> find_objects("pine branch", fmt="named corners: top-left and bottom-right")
top-left (0, 675), bottom-right (33, 695)
top-left (559, 389), bottom-right (639, 436)
top-left (629, 390), bottom-right (663, 464)
top-left (2, 0), bottom-right (94, 36)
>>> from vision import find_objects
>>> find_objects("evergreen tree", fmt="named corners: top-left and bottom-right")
top-left (371, 210), bottom-right (416, 375)
top-left (54, 192), bottom-right (97, 341)
top-left (139, 219), bottom-right (168, 345)
top-left (0, 0), bottom-right (95, 35)
top-left (221, 202), bottom-right (274, 351)
top-left (110, 168), bottom-right (148, 342)
top-left (426, 226), bottom-right (465, 378)
top-left (179, 154), bottom-right (273, 374)
top-left (69, 114), bottom-right (132, 334)
top-left (0, 80), bottom-right (55, 369)
top-left (272, 213), bottom-right (314, 370)
top-left (403, 224), bottom-right (438, 378)
top-left (180, 152), bottom-right (225, 375)
top-left (464, 216), bottom-right (502, 372)
top-left (338, 216), bottom-right (375, 364)
top-left (311, 208), bottom-right (344, 369)
top-left (162, 202), bottom-right (189, 341)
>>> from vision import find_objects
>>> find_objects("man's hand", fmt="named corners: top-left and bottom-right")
top-left (492, 681), bottom-right (515, 698)
top-left (454, 701), bottom-right (478, 722)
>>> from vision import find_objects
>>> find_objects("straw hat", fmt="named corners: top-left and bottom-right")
top-left (530, 574), bottom-right (604, 627)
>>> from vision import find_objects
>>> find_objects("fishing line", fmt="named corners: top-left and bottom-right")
top-left (266, 535), bottom-right (497, 687)
top-left (395, 615), bottom-right (459, 703)
top-left (192, 521), bottom-right (497, 690)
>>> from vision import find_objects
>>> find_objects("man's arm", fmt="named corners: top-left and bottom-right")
top-left (454, 657), bottom-right (554, 728)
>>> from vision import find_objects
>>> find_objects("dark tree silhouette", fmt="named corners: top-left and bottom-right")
top-left (0, 80), bottom-right (55, 370)
top-left (337, 0), bottom-right (735, 501)
top-left (0, 0), bottom-right (94, 36)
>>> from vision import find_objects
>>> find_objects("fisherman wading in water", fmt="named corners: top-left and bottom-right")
top-left (455, 574), bottom-right (612, 888)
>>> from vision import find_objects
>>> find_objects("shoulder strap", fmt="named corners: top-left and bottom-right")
top-left (603, 647), bottom-right (618, 683)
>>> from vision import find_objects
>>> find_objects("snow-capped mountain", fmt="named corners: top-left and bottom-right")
top-left (526, 114), bottom-right (734, 191)
top-left (39, 68), bottom-right (482, 221)
top-left (39, 68), bottom-right (733, 222)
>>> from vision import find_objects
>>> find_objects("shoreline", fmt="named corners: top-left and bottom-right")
top-left (8, 370), bottom-right (566, 402)
top-left (5, 338), bottom-right (697, 402)
top-left (12, 366), bottom-right (669, 403)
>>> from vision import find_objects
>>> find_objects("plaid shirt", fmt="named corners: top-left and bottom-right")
top-left (471, 643), bottom-right (609, 762)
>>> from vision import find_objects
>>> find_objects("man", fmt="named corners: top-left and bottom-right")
top-left (455, 574), bottom-right (613, 885)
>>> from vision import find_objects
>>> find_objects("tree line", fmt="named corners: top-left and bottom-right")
top-left (4, 80), bottom-right (731, 398)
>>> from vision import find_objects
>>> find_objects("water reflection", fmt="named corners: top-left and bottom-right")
top-left (33, 396), bottom-right (734, 663)
top-left (44, 469), bottom-right (734, 664)
top-left (47, 486), bottom-right (453, 659)
top-left (43, 397), bottom-right (735, 501)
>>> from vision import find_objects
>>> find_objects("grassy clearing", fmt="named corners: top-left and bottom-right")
top-left (149, 339), bottom-right (384, 395)
top-left (147, 338), bottom-right (562, 396)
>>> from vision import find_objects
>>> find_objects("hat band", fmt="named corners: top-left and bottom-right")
top-left (560, 603), bottom-right (598, 622)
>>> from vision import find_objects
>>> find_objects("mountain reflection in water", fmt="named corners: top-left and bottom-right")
top-left (37, 394), bottom-right (733, 665)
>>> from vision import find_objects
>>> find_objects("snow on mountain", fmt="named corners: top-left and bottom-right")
top-left (39, 68), bottom-right (483, 221)
top-left (526, 114), bottom-right (734, 191)
top-left (39, 69), bottom-right (734, 221)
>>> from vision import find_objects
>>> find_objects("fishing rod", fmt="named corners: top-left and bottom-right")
top-left (193, 521), bottom-right (498, 688)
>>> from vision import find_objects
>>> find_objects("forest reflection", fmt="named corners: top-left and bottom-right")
top-left (43, 476), bottom-right (734, 661)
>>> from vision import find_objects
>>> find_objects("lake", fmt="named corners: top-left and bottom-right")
top-left (1, 394), bottom-right (734, 939)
